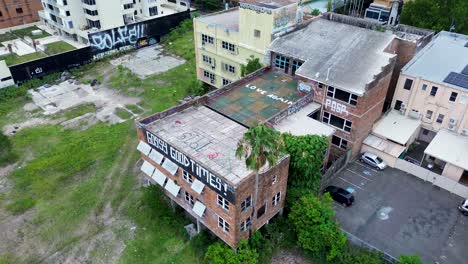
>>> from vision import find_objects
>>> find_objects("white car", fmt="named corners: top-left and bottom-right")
top-left (360, 152), bottom-right (387, 170)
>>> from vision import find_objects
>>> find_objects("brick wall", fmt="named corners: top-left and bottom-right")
top-left (136, 127), bottom-right (290, 248)
top-left (0, 0), bottom-right (42, 29)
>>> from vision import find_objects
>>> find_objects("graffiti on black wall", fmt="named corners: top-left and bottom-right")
top-left (89, 23), bottom-right (148, 54)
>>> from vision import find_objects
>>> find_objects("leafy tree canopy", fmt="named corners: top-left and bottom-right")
top-left (205, 240), bottom-right (259, 264)
top-left (241, 56), bottom-right (263, 77)
top-left (398, 255), bottom-right (425, 264)
top-left (282, 133), bottom-right (328, 202)
top-left (400, 0), bottom-right (468, 34)
top-left (236, 124), bottom-right (284, 172)
top-left (289, 193), bottom-right (347, 261)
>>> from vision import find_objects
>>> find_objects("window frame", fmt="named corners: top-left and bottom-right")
top-left (331, 135), bottom-right (348, 150)
top-left (272, 175), bottom-right (278, 185)
top-left (254, 29), bottom-right (261, 38)
top-left (221, 41), bottom-right (236, 52)
top-left (222, 78), bottom-right (231, 86)
top-left (449, 92), bottom-right (458, 102)
top-left (327, 86), bottom-right (358, 106)
top-left (217, 194), bottom-right (230, 211)
top-left (403, 78), bottom-right (413, 90)
top-left (218, 216), bottom-right (230, 233)
top-left (201, 34), bottom-right (214, 45)
top-left (240, 216), bottom-right (252, 232)
top-left (241, 195), bottom-right (252, 212)
top-left (430, 86), bottom-right (438, 96)
top-left (272, 192), bottom-right (281, 206)
top-left (184, 191), bottom-right (195, 206)
top-left (436, 114), bottom-right (444, 124)
top-left (274, 55), bottom-right (289, 70)
top-left (182, 170), bottom-right (193, 184)
top-left (322, 111), bottom-right (352, 133)
top-left (425, 110), bottom-right (433, 119)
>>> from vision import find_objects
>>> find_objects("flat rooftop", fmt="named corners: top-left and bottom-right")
top-left (274, 102), bottom-right (335, 137)
top-left (402, 31), bottom-right (468, 91)
top-left (372, 111), bottom-right (421, 145)
top-left (207, 70), bottom-right (306, 127)
top-left (269, 18), bottom-right (395, 96)
top-left (363, 134), bottom-right (405, 158)
top-left (196, 8), bottom-right (239, 32)
top-left (425, 129), bottom-right (468, 170)
top-left (241, 0), bottom-right (297, 8)
top-left (147, 106), bottom-right (251, 185)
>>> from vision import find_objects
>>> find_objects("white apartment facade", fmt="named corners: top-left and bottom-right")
top-left (389, 31), bottom-right (468, 183)
top-left (39, 0), bottom-right (189, 44)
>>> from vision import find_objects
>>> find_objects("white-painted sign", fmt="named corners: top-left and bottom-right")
top-left (325, 99), bottom-right (348, 115)
top-left (246, 83), bottom-right (294, 105)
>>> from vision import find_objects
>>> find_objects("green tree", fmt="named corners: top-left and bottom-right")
top-left (398, 255), bottom-right (425, 264)
top-left (311, 9), bottom-right (321, 16)
top-left (197, 0), bottom-right (221, 11)
top-left (241, 55), bottom-right (263, 77)
top-left (204, 240), bottom-right (259, 264)
top-left (289, 193), bottom-right (347, 261)
top-left (400, 0), bottom-right (468, 34)
top-left (205, 242), bottom-right (239, 264)
top-left (236, 124), bottom-right (284, 231)
top-left (282, 133), bottom-right (328, 204)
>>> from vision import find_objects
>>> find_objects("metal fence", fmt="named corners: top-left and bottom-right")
top-left (341, 229), bottom-right (398, 263)
top-left (320, 150), bottom-right (352, 191)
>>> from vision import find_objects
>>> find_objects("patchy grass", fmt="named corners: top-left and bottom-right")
top-left (0, 19), bottom-right (207, 263)
top-left (120, 187), bottom-right (204, 264)
top-left (115, 107), bottom-right (133, 120)
top-left (125, 104), bottom-right (144, 115)
top-left (45, 41), bottom-right (76, 55)
top-left (59, 103), bottom-right (97, 120)
top-left (12, 26), bottom-right (51, 40)
top-left (0, 51), bottom-right (47, 66)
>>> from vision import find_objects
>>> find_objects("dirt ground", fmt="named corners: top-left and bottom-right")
top-left (0, 48), bottom-right (153, 263)
top-left (270, 250), bottom-right (312, 264)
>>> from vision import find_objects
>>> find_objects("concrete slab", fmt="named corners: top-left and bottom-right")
top-left (29, 81), bottom-right (141, 124)
top-left (110, 45), bottom-right (185, 78)
top-left (329, 161), bottom-right (468, 263)
top-left (1, 39), bottom-right (35, 56)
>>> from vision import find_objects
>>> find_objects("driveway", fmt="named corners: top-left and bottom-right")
top-left (329, 161), bottom-right (468, 264)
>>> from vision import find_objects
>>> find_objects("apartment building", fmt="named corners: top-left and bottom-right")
top-left (388, 31), bottom-right (468, 182)
top-left (193, 0), bottom-right (300, 88)
top-left (0, 0), bottom-right (42, 29)
top-left (268, 17), bottom-right (397, 158)
top-left (364, 0), bottom-right (402, 26)
top-left (38, 0), bottom-right (189, 44)
top-left (136, 100), bottom-right (290, 248)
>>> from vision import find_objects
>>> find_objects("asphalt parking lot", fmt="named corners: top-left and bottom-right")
top-left (329, 161), bottom-right (468, 264)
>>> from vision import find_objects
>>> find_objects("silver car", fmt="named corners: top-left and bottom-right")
top-left (360, 152), bottom-right (387, 170)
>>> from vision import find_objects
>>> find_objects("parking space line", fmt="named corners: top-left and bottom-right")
top-left (353, 161), bottom-right (380, 173)
top-left (346, 169), bottom-right (372, 181)
top-left (339, 177), bottom-right (364, 190)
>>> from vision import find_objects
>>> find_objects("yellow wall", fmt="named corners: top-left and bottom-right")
top-left (442, 163), bottom-right (464, 181)
top-left (194, 4), bottom-right (298, 88)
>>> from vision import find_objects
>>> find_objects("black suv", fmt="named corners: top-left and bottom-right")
top-left (324, 185), bottom-right (355, 206)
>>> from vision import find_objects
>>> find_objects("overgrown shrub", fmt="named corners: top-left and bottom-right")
top-left (289, 193), bottom-right (347, 261)
top-left (205, 239), bottom-right (259, 264)
top-left (398, 255), bottom-right (425, 264)
top-left (0, 133), bottom-right (17, 166)
top-left (282, 133), bottom-right (328, 205)
top-left (241, 56), bottom-right (262, 77)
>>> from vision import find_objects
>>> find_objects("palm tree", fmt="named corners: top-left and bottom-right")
top-left (236, 124), bottom-right (284, 229)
